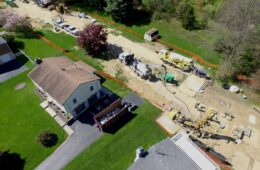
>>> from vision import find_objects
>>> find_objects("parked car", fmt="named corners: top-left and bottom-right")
top-left (85, 15), bottom-right (97, 23)
top-left (78, 12), bottom-right (86, 18)
top-left (53, 18), bottom-right (63, 26)
top-left (65, 25), bottom-right (75, 32)
top-left (65, 26), bottom-right (79, 36)
top-left (53, 19), bottom-right (63, 26)
top-left (70, 29), bottom-right (79, 36)
top-left (57, 23), bottom-right (69, 29)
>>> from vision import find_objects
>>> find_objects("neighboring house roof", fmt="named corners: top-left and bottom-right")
top-left (29, 57), bottom-right (100, 104)
top-left (0, 36), bottom-right (13, 56)
top-left (128, 132), bottom-right (220, 170)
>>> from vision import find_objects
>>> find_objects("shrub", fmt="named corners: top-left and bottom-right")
top-left (37, 131), bottom-right (58, 147)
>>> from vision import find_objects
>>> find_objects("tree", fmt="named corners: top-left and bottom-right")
top-left (37, 131), bottom-right (58, 147)
top-left (1, 33), bottom-right (25, 50)
top-left (215, 0), bottom-right (260, 79)
top-left (1, 11), bottom-right (33, 37)
top-left (105, 0), bottom-right (134, 23)
top-left (77, 24), bottom-right (108, 55)
top-left (181, 4), bottom-right (197, 30)
top-left (143, 0), bottom-right (177, 21)
top-left (233, 48), bottom-right (260, 76)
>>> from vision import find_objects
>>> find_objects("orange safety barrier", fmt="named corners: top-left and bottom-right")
top-left (88, 13), bottom-right (219, 69)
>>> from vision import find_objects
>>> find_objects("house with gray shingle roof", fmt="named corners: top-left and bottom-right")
top-left (129, 131), bottom-right (220, 170)
top-left (29, 56), bottom-right (101, 117)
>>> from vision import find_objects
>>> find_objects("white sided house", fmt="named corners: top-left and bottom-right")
top-left (0, 36), bottom-right (15, 65)
top-left (29, 57), bottom-right (101, 117)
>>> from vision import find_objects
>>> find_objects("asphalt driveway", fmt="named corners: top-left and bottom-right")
top-left (36, 114), bottom-right (102, 170)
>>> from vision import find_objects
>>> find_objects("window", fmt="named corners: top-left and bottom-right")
top-left (90, 86), bottom-right (94, 91)
top-left (73, 98), bottom-right (77, 104)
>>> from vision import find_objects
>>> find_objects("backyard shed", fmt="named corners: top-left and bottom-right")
top-left (144, 28), bottom-right (159, 42)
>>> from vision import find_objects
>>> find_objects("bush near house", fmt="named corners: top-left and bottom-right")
top-left (37, 131), bottom-right (58, 147)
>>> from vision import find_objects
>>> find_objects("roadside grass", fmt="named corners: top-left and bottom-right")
top-left (0, 70), bottom-right (67, 170)
top-left (65, 78), bottom-right (167, 170)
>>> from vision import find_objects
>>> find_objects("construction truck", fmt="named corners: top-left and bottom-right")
top-left (132, 59), bottom-right (152, 79)
top-left (118, 52), bottom-right (135, 66)
top-left (118, 52), bottom-right (152, 79)
top-left (159, 49), bottom-right (193, 72)
top-left (118, 52), bottom-right (175, 81)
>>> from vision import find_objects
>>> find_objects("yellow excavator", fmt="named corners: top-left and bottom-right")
top-left (168, 107), bottom-right (217, 130)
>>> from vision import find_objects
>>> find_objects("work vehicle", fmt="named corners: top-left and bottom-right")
top-left (118, 52), bottom-right (175, 82)
top-left (132, 59), bottom-right (152, 80)
top-left (118, 52), bottom-right (151, 79)
top-left (193, 67), bottom-right (209, 78)
top-left (118, 52), bottom-right (134, 65)
top-left (159, 49), bottom-right (193, 72)
top-left (169, 107), bottom-right (217, 130)
top-left (148, 64), bottom-right (175, 83)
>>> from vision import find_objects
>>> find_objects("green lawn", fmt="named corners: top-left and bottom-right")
top-left (13, 29), bottom-right (167, 170)
top-left (0, 69), bottom-right (67, 170)
top-left (65, 78), bottom-right (167, 170)
top-left (16, 29), bottom-right (103, 70)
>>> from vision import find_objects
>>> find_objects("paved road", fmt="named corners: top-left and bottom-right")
top-left (36, 118), bottom-right (102, 170)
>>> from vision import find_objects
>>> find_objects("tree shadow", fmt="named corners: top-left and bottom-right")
top-left (124, 9), bottom-right (152, 27)
top-left (106, 43), bottom-right (124, 60)
top-left (16, 31), bottom-right (43, 39)
top-left (8, 41), bottom-right (24, 53)
top-left (190, 135), bottom-right (232, 166)
top-left (16, 54), bottom-right (29, 65)
top-left (0, 150), bottom-right (25, 170)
